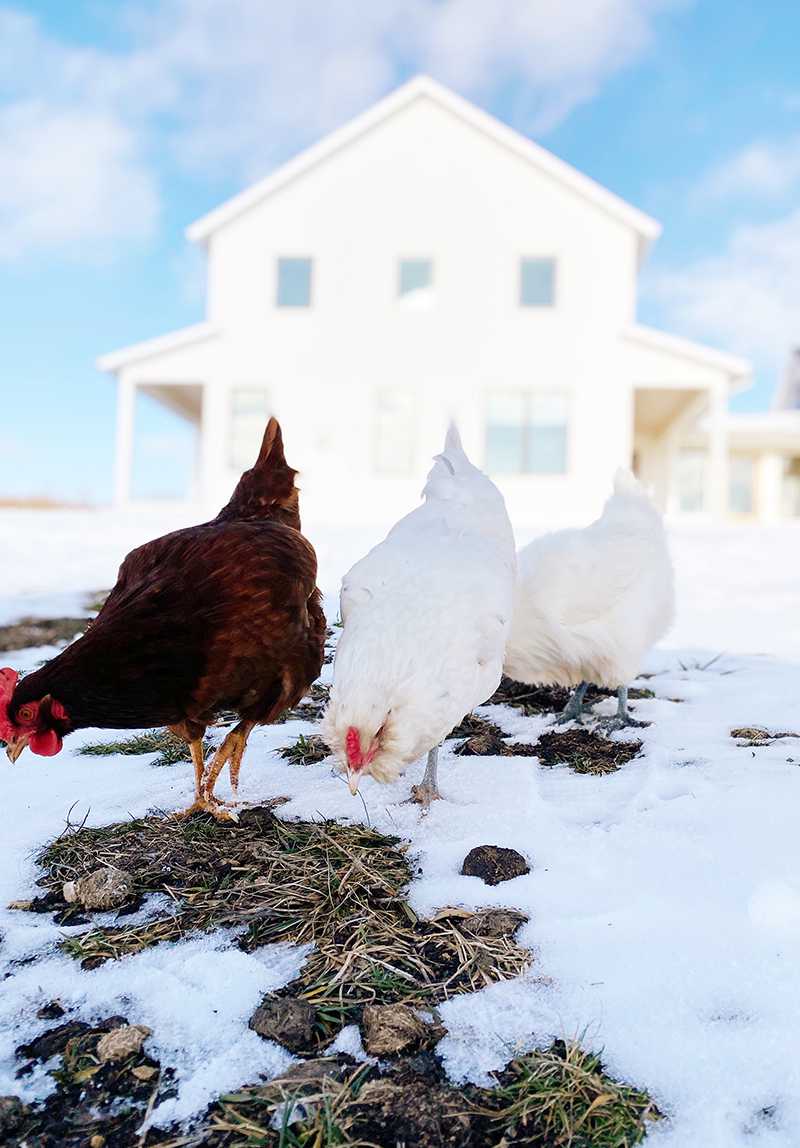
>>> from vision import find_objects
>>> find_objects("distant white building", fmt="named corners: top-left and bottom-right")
top-left (99, 75), bottom-right (798, 525)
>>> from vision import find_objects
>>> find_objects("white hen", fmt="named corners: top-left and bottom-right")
top-left (504, 469), bottom-right (674, 728)
top-left (322, 424), bottom-right (516, 805)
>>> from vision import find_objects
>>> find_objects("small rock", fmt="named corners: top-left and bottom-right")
top-left (461, 845), bottom-right (530, 886)
top-left (96, 1024), bottom-right (151, 1063)
top-left (463, 908), bottom-right (528, 938)
top-left (62, 866), bottom-right (134, 910)
top-left (360, 1004), bottom-right (444, 1057)
top-left (249, 996), bottom-right (316, 1053)
top-left (16, 1020), bottom-right (91, 1062)
top-left (7, 900), bottom-right (34, 911)
top-left (36, 1000), bottom-right (66, 1020)
top-left (0, 1096), bottom-right (28, 1137)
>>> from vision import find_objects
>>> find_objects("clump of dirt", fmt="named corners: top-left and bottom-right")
top-left (535, 729), bottom-right (642, 775)
top-left (33, 806), bottom-right (530, 1046)
top-left (731, 726), bottom-right (800, 746)
top-left (454, 728), bottom-right (539, 757)
top-left (488, 677), bottom-right (654, 716)
top-left (63, 864), bottom-right (135, 910)
top-left (446, 712), bottom-right (503, 740)
top-left (278, 732), bottom-right (331, 766)
top-left (249, 995), bottom-right (317, 1053)
top-left (360, 1003), bottom-right (444, 1056)
top-left (0, 617), bottom-right (87, 653)
top-left (461, 845), bottom-right (530, 886)
top-left (10, 1014), bottom-right (169, 1148)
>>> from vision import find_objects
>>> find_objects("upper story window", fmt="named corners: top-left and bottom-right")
top-left (373, 387), bottom-right (416, 476)
top-left (276, 257), bottom-right (312, 307)
top-left (519, 257), bottom-right (556, 307)
top-left (398, 258), bottom-right (433, 298)
top-left (486, 392), bottom-right (568, 475)
top-left (229, 386), bottom-right (271, 471)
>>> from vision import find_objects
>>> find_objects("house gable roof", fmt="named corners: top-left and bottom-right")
top-left (186, 75), bottom-right (661, 251)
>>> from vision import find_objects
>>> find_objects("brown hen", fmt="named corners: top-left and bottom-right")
top-left (0, 418), bottom-right (325, 819)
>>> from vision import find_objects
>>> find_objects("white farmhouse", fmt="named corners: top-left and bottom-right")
top-left (99, 76), bottom-right (796, 525)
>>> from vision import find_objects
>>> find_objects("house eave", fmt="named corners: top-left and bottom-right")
top-left (186, 75), bottom-right (661, 247)
top-left (97, 323), bottom-right (220, 373)
top-left (622, 323), bottom-right (752, 389)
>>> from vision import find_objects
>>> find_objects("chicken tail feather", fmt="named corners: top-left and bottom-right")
top-left (216, 416), bottom-right (301, 525)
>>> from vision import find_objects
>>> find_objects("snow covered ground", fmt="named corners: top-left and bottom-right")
top-left (2, 508), bottom-right (800, 1144)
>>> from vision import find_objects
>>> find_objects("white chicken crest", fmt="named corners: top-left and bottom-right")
top-left (504, 469), bottom-right (674, 726)
top-left (322, 424), bottom-right (516, 801)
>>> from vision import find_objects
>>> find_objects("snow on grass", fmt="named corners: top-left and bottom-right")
top-left (2, 509), bottom-right (800, 1144)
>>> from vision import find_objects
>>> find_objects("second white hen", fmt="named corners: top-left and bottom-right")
top-left (503, 469), bottom-right (674, 728)
top-left (322, 424), bottom-right (516, 805)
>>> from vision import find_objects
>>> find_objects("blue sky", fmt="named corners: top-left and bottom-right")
top-left (2, 0), bottom-right (799, 503)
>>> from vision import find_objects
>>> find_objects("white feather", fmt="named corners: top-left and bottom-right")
top-left (504, 470), bottom-right (674, 689)
top-left (322, 424), bottom-right (516, 783)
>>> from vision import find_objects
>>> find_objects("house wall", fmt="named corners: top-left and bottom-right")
top-left (201, 93), bottom-right (641, 525)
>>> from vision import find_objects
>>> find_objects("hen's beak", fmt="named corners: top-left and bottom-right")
top-left (347, 768), bottom-right (361, 796)
top-left (6, 735), bottom-right (29, 763)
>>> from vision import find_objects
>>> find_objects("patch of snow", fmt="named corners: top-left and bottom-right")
top-left (2, 511), bottom-right (800, 1144)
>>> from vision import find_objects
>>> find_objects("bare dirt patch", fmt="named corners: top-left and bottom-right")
top-left (535, 729), bottom-right (643, 775)
top-left (731, 726), bottom-right (800, 747)
top-left (0, 617), bottom-right (88, 653)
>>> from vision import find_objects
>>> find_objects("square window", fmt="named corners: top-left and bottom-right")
top-left (276, 257), bottom-right (312, 307)
top-left (486, 391), bottom-right (568, 475)
top-left (520, 257), bottom-right (556, 307)
top-left (398, 258), bottom-right (433, 297)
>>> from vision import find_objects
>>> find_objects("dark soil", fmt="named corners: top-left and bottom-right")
top-left (488, 676), bottom-right (654, 716)
top-left (8, 1014), bottom-right (171, 1148)
top-left (535, 729), bottom-right (643, 775)
top-left (461, 845), bottom-right (531, 886)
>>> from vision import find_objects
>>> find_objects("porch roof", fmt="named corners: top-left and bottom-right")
top-left (97, 323), bottom-right (219, 373)
top-left (622, 323), bottom-right (751, 390)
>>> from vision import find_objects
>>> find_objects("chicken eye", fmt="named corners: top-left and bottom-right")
top-left (18, 704), bottom-right (35, 723)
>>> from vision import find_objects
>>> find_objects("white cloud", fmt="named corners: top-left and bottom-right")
top-left (0, 100), bottom-right (159, 260)
top-left (694, 137), bottom-right (800, 203)
top-left (0, 0), bottom-right (680, 259)
top-left (648, 208), bottom-right (800, 365)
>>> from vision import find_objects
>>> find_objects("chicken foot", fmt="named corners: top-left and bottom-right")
top-left (410, 744), bottom-right (442, 810)
top-left (172, 737), bottom-right (227, 821)
top-left (595, 685), bottom-right (647, 732)
top-left (555, 680), bottom-right (589, 725)
top-left (201, 720), bottom-right (256, 816)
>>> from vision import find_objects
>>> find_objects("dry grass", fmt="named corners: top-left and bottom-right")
top-left (534, 730), bottom-right (642, 775)
top-left (78, 729), bottom-right (208, 768)
top-left (36, 807), bottom-right (530, 1043)
top-left (197, 1040), bottom-right (658, 1147)
top-left (278, 733), bottom-right (331, 766)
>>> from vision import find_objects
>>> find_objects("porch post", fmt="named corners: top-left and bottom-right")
top-left (113, 377), bottom-right (135, 508)
top-left (707, 383), bottom-right (729, 518)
